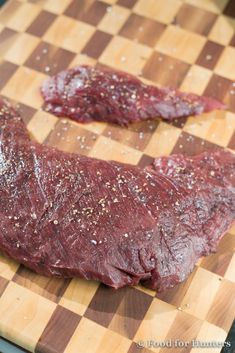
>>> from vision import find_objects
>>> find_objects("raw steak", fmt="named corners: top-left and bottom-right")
top-left (0, 99), bottom-right (234, 291)
top-left (41, 65), bottom-right (225, 126)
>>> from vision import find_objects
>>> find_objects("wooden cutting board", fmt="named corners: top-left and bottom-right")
top-left (0, 0), bottom-right (235, 352)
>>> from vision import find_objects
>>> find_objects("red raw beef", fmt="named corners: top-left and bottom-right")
top-left (0, 99), bottom-right (234, 291)
top-left (41, 65), bottom-right (225, 126)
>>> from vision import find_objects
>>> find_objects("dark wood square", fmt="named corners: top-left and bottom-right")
top-left (25, 41), bottom-right (76, 75)
top-left (26, 10), bottom-right (56, 37)
top-left (204, 74), bottom-right (235, 113)
top-left (196, 40), bottom-right (224, 70)
top-left (65, 0), bottom-right (107, 25)
top-left (103, 120), bottom-right (158, 152)
top-left (172, 131), bottom-right (221, 155)
top-left (175, 3), bottom-right (218, 35)
top-left (142, 51), bottom-right (190, 88)
top-left (109, 287), bottom-right (153, 339)
top-left (223, 0), bottom-right (235, 18)
top-left (45, 120), bottom-right (98, 155)
top-left (230, 34), bottom-right (235, 47)
top-left (36, 305), bottom-right (81, 353)
top-left (138, 154), bottom-right (155, 168)
top-left (117, 0), bottom-right (138, 8)
top-left (82, 30), bottom-right (112, 59)
top-left (84, 284), bottom-right (126, 328)
top-left (119, 13), bottom-right (165, 47)
top-left (0, 61), bottom-right (18, 90)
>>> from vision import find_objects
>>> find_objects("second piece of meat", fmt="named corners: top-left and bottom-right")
top-left (41, 65), bottom-right (225, 126)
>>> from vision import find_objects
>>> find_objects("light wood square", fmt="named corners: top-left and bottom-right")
top-left (64, 317), bottom-right (131, 353)
top-left (208, 15), bottom-right (235, 45)
top-left (156, 25), bottom-right (206, 64)
top-left (0, 282), bottom-right (56, 352)
top-left (190, 321), bottom-right (227, 353)
top-left (101, 0), bottom-right (117, 4)
top-left (207, 279), bottom-right (235, 331)
top-left (229, 224), bottom-right (235, 235)
top-left (214, 46), bottom-right (235, 80)
top-left (99, 36), bottom-right (152, 75)
top-left (98, 5), bottom-right (131, 35)
top-left (0, 252), bottom-right (19, 281)
top-left (43, 0), bottom-right (72, 14)
top-left (89, 135), bottom-right (142, 164)
top-left (43, 15), bottom-right (95, 53)
top-left (59, 278), bottom-right (99, 316)
top-left (134, 0), bottom-right (182, 24)
top-left (27, 110), bottom-right (58, 143)
top-left (134, 299), bottom-right (177, 352)
top-left (69, 53), bottom-right (97, 68)
top-left (5, 2), bottom-right (41, 32)
top-left (80, 121), bottom-right (107, 135)
top-left (180, 65), bottom-right (213, 95)
top-left (178, 267), bottom-right (221, 320)
top-left (184, 111), bottom-right (235, 147)
top-left (144, 122), bottom-right (181, 157)
top-left (4, 33), bottom-right (40, 65)
top-left (97, 328), bottom-right (132, 353)
top-left (185, 0), bottom-right (229, 13)
top-left (2, 67), bottom-right (46, 109)
top-left (0, 1), bottom-right (21, 26)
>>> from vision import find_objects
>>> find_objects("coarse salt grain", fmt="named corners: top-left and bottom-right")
top-left (205, 54), bottom-right (212, 61)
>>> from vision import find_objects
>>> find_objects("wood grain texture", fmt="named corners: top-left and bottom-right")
top-left (0, 0), bottom-right (234, 352)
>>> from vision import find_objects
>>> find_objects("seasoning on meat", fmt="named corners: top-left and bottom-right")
top-left (41, 65), bottom-right (225, 126)
top-left (0, 98), bottom-right (234, 291)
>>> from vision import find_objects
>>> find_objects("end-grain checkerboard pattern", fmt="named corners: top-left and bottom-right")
top-left (0, 1), bottom-right (235, 352)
